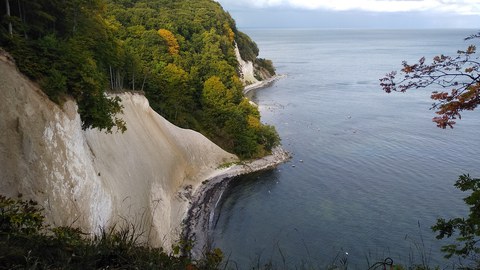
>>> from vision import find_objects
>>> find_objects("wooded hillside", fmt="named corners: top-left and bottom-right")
top-left (0, 0), bottom-right (278, 158)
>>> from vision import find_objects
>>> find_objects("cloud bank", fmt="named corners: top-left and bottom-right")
top-left (218, 0), bottom-right (480, 15)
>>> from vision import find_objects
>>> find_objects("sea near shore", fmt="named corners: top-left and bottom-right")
top-left (183, 145), bottom-right (290, 258)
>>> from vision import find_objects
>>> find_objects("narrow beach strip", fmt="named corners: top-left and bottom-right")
top-left (183, 146), bottom-right (291, 258)
top-left (243, 74), bottom-right (286, 95)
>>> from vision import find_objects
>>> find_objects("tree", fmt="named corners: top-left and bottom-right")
top-left (431, 175), bottom-right (480, 262)
top-left (380, 32), bottom-right (480, 267)
top-left (380, 32), bottom-right (480, 129)
top-left (156, 63), bottom-right (194, 126)
top-left (1, 0), bottom-right (127, 132)
top-left (157, 28), bottom-right (179, 55)
top-left (202, 76), bottom-right (232, 111)
top-left (5, 0), bottom-right (12, 36)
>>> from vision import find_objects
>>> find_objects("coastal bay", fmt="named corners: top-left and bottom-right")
top-left (211, 28), bottom-right (480, 269)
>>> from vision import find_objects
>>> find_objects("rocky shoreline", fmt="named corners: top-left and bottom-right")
top-left (243, 74), bottom-right (286, 95)
top-left (182, 146), bottom-right (291, 258)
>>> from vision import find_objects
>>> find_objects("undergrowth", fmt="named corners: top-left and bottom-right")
top-left (0, 195), bottom-right (222, 269)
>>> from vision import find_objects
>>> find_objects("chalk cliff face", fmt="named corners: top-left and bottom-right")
top-left (235, 43), bottom-right (259, 86)
top-left (235, 43), bottom-right (274, 88)
top-left (0, 52), bottom-right (237, 249)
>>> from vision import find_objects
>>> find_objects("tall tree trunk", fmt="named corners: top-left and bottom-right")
top-left (73, 7), bottom-right (78, 33)
top-left (141, 73), bottom-right (147, 92)
top-left (116, 70), bottom-right (120, 90)
top-left (109, 66), bottom-right (114, 90)
top-left (132, 73), bottom-right (135, 91)
top-left (5, 0), bottom-right (12, 36)
top-left (16, 0), bottom-right (21, 20)
top-left (17, 0), bottom-right (27, 38)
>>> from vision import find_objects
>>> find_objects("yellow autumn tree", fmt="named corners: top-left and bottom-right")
top-left (223, 23), bottom-right (235, 43)
top-left (157, 29), bottom-right (180, 55)
top-left (203, 76), bottom-right (231, 108)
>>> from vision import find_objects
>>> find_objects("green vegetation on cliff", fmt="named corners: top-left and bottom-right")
top-left (0, 0), bottom-right (127, 133)
top-left (0, 195), bottom-right (224, 269)
top-left (0, 0), bottom-right (278, 158)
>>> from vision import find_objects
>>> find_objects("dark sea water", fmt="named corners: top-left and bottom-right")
top-left (212, 29), bottom-right (480, 269)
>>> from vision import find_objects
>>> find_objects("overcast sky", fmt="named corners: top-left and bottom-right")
top-left (216, 0), bottom-right (480, 28)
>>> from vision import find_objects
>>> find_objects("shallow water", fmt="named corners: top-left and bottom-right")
top-left (212, 29), bottom-right (480, 269)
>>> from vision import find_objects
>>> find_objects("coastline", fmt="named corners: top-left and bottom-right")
top-left (243, 74), bottom-right (286, 95)
top-left (182, 146), bottom-right (291, 258)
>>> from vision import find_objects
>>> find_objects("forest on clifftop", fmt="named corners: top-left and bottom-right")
top-left (0, 0), bottom-right (279, 158)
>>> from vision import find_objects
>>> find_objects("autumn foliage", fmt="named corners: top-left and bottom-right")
top-left (1, 0), bottom-right (279, 158)
top-left (158, 29), bottom-right (180, 55)
top-left (380, 32), bottom-right (480, 128)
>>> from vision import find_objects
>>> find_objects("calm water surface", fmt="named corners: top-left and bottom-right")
top-left (212, 29), bottom-right (480, 269)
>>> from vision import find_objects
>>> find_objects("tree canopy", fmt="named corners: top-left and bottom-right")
top-left (0, 0), bottom-right (127, 132)
top-left (1, 0), bottom-right (279, 158)
top-left (380, 32), bottom-right (480, 129)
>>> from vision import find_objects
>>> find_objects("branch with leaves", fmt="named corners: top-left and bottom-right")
top-left (432, 174), bottom-right (480, 264)
top-left (380, 32), bottom-right (480, 128)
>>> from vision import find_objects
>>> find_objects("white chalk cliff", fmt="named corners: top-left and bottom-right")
top-left (0, 51), bottom-right (237, 249)
top-left (235, 43), bottom-right (259, 86)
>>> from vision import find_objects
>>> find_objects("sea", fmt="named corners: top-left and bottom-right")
top-left (211, 29), bottom-right (480, 269)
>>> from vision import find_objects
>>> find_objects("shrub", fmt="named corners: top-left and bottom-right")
top-left (0, 195), bottom-right (223, 269)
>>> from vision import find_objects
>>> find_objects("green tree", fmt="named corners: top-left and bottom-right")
top-left (432, 174), bottom-right (480, 264)
top-left (1, 0), bottom-right (127, 132)
top-left (156, 63), bottom-right (194, 126)
top-left (235, 31), bottom-right (259, 62)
